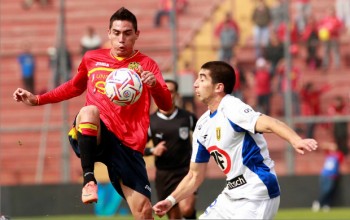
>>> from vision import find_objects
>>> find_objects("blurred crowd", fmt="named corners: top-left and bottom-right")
top-left (211, 1), bottom-right (349, 212)
top-left (213, 0), bottom-right (349, 124)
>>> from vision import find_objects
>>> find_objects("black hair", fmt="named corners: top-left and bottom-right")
top-left (201, 61), bottom-right (235, 94)
top-left (109, 7), bottom-right (138, 31)
top-left (165, 79), bottom-right (178, 92)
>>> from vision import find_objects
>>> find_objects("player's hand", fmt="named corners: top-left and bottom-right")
top-left (153, 199), bottom-right (172, 218)
top-left (153, 141), bottom-right (167, 156)
top-left (292, 138), bottom-right (318, 155)
top-left (141, 71), bottom-right (156, 87)
top-left (13, 88), bottom-right (38, 106)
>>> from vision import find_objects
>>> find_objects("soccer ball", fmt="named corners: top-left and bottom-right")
top-left (105, 68), bottom-right (143, 106)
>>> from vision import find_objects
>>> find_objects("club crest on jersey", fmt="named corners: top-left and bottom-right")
top-left (216, 127), bottom-right (221, 141)
top-left (128, 62), bottom-right (142, 74)
top-left (179, 127), bottom-right (189, 140)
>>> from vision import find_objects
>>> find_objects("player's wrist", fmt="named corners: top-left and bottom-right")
top-left (35, 95), bottom-right (40, 106)
top-left (166, 195), bottom-right (177, 207)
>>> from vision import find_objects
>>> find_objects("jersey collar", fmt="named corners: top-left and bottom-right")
top-left (157, 108), bottom-right (179, 120)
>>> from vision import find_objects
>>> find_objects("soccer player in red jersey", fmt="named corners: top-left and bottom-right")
top-left (13, 7), bottom-right (172, 219)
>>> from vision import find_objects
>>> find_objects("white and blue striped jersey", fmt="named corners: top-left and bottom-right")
top-left (191, 95), bottom-right (280, 200)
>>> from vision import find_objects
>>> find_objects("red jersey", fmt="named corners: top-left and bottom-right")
top-left (319, 16), bottom-right (343, 38)
top-left (38, 49), bottom-right (172, 153)
top-left (255, 69), bottom-right (271, 95)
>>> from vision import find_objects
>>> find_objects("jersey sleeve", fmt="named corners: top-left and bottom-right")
top-left (190, 115), bottom-right (210, 163)
top-left (38, 57), bottom-right (89, 105)
top-left (225, 97), bottom-right (261, 134)
top-left (191, 138), bottom-right (211, 163)
top-left (145, 60), bottom-right (172, 111)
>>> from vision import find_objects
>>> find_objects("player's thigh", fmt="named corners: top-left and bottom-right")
top-left (233, 196), bottom-right (280, 219)
top-left (120, 182), bottom-right (153, 218)
top-left (200, 194), bottom-right (280, 219)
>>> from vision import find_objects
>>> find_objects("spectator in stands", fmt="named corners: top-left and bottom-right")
top-left (264, 31), bottom-right (284, 77)
top-left (214, 12), bottom-right (240, 63)
top-left (80, 26), bottom-right (102, 56)
top-left (327, 95), bottom-right (349, 156)
top-left (312, 142), bottom-right (344, 212)
top-left (17, 42), bottom-right (35, 93)
top-left (294, 0), bottom-right (311, 33)
top-left (335, 0), bottom-right (350, 35)
top-left (319, 8), bottom-right (344, 70)
top-left (276, 20), bottom-right (299, 47)
top-left (231, 57), bottom-right (246, 101)
top-left (254, 57), bottom-right (272, 115)
top-left (301, 15), bottom-right (322, 70)
top-left (154, 0), bottom-right (188, 27)
top-left (252, 0), bottom-right (272, 58)
top-left (145, 79), bottom-right (198, 220)
top-left (22, 0), bottom-right (50, 9)
top-left (300, 82), bottom-right (331, 138)
top-left (271, 0), bottom-right (288, 31)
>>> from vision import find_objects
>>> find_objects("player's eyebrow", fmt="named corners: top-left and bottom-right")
top-left (112, 28), bottom-right (133, 33)
top-left (199, 73), bottom-right (207, 79)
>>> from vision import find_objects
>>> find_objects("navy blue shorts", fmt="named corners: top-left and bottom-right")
top-left (68, 119), bottom-right (151, 200)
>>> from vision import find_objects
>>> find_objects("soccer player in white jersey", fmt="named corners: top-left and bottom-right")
top-left (153, 61), bottom-right (318, 219)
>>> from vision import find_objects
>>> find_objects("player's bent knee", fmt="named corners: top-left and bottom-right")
top-left (78, 105), bottom-right (100, 119)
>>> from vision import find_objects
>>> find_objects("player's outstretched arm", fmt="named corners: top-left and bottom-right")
top-left (153, 162), bottom-right (207, 217)
top-left (13, 88), bottom-right (38, 106)
top-left (255, 114), bottom-right (318, 154)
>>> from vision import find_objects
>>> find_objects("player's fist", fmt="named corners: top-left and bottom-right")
top-left (13, 88), bottom-right (38, 106)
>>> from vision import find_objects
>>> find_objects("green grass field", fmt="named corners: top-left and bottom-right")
top-left (12, 208), bottom-right (350, 220)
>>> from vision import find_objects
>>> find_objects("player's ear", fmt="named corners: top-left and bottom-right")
top-left (135, 30), bottom-right (140, 39)
top-left (107, 29), bottom-right (112, 39)
top-left (215, 83), bottom-right (225, 93)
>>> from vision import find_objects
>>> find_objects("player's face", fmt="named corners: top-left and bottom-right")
top-left (194, 69), bottom-right (215, 104)
top-left (108, 20), bottom-right (140, 58)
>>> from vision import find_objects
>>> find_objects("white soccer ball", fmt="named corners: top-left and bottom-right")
top-left (105, 68), bottom-right (143, 106)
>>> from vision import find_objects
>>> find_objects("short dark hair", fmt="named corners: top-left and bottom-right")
top-left (109, 7), bottom-right (138, 31)
top-left (201, 61), bottom-right (235, 94)
top-left (165, 79), bottom-right (178, 92)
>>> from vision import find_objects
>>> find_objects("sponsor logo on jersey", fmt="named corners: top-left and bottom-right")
top-left (179, 127), bottom-right (189, 140)
top-left (95, 62), bottom-right (109, 67)
top-left (208, 146), bottom-right (231, 174)
top-left (226, 174), bottom-right (247, 190)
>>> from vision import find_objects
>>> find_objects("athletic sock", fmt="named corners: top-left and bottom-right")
top-left (77, 122), bottom-right (98, 186)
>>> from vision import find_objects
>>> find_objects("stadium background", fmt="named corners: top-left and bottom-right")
top-left (1, 0), bottom-right (350, 217)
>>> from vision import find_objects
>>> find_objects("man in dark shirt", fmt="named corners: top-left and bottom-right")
top-left (145, 79), bottom-right (198, 219)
